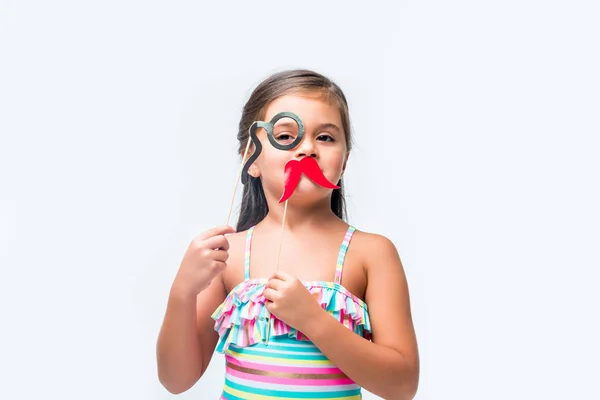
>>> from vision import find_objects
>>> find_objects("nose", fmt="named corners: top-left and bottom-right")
top-left (294, 136), bottom-right (317, 159)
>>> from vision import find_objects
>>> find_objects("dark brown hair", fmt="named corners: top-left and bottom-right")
top-left (236, 69), bottom-right (353, 232)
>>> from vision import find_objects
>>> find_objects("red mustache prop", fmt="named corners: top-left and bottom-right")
top-left (279, 157), bottom-right (340, 203)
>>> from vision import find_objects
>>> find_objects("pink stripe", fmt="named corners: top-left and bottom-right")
top-left (226, 365), bottom-right (355, 386)
top-left (225, 356), bottom-right (343, 375)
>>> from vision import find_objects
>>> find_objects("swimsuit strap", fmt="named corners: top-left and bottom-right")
top-left (244, 226), bottom-right (255, 280)
top-left (334, 226), bottom-right (356, 285)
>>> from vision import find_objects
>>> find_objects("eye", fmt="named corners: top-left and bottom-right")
top-left (317, 134), bottom-right (335, 142)
top-left (275, 133), bottom-right (295, 143)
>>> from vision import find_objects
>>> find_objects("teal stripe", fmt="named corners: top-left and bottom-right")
top-left (225, 378), bottom-right (361, 398)
top-left (228, 338), bottom-right (319, 353)
top-left (221, 387), bottom-right (246, 400)
top-left (248, 341), bottom-right (321, 353)
top-left (249, 344), bottom-right (321, 354)
top-left (257, 334), bottom-right (318, 350)
top-left (227, 346), bottom-right (329, 361)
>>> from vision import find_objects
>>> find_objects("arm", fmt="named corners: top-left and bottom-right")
top-left (302, 234), bottom-right (420, 400)
top-left (156, 274), bottom-right (225, 394)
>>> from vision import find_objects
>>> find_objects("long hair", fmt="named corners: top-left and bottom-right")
top-left (236, 69), bottom-right (353, 232)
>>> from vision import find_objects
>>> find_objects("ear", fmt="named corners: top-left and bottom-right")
top-left (248, 164), bottom-right (261, 178)
top-left (241, 142), bottom-right (259, 178)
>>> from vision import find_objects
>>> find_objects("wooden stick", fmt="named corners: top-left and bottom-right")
top-left (266, 199), bottom-right (288, 345)
top-left (275, 200), bottom-right (288, 272)
top-left (225, 138), bottom-right (252, 226)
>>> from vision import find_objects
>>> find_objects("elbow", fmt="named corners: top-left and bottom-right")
top-left (163, 385), bottom-right (186, 395)
top-left (399, 379), bottom-right (420, 400)
top-left (159, 376), bottom-right (194, 395)
top-left (393, 355), bottom-right (420, 400)
top-left (384, 370), bottom-right (419, 400)
top-left (399, 384), bottom-right (419, 400)
top-left (157, 366), bottom-right (202, 395)
top-left (156, 351), bottom-right (204, 394)
top-left (386, 387), bottom-right (418, 400)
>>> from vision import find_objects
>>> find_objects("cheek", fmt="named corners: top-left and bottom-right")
top-left (327, 150), bottom-right (346, 171)
top-left (256, 148), bottom-right (289, 177)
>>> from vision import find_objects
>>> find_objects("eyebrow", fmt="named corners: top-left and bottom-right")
top-left (273, 121), bottom-right (342, 134)
top-left (315, 123), bottom-right (342, 134)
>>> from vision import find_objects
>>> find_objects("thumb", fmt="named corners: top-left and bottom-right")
top-left (270, 270), bottom-right (293, 281)
top-left (200, 225), bottom-right (237, 240)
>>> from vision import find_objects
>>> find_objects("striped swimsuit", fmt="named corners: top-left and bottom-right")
top-left (211, 225), bottom-right (372, 399)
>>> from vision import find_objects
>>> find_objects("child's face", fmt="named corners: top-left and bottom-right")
top-left (251, 92), bottom-right (349, 205)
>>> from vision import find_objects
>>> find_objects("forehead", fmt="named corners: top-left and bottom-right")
top-left (263, 92), bottom-right (342, 127)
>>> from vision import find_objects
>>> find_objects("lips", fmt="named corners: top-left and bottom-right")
top-left (279, 157), bottom-right (340, 203)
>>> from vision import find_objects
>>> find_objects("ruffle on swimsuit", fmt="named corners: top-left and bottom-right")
top-left (211, 225), bottom-right (372, 353)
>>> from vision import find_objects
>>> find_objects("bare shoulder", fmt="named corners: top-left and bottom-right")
top-left (351, 229), bottom-right (397, 249)
top-left (350, 229), bottom-right (402, 273)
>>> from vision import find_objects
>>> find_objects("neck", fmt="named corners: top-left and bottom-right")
top-left (262, 195), bottom-right (340, 232)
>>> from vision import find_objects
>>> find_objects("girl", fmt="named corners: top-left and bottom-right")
top-left (156, 69), bottom-right (419, 399)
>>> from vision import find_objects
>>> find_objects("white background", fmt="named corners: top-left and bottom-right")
top-left (1, 1), bottom-right (599, 399)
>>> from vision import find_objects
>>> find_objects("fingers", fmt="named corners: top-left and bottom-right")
top-left (211, 249), bottom-right (229, 262)
top-left (264, 300), bottom-right (275, 314)
top-left (270, 270), bottom-right (292, 280)
top-left (204, 260), bottom-right (227, 278)
top-left (199, 225), bottom-right (236, 241)
top-left (204, 234), bottom-right (230, 251)
top-left (266, 278), bottom-right (284, 289)
top-left (263, 287), bottom-right (277, 302)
